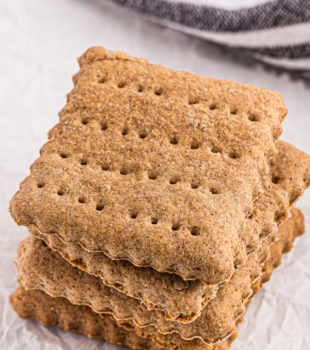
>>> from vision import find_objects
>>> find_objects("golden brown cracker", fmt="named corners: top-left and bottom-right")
top-left (10, 46), bottom-right (288, 285)
top-left (11, 209), bottom-right (303, 350)
top-left (16, 208), bottom-right (304, 345)
top-left (29, 140), bottom-right (310, 323)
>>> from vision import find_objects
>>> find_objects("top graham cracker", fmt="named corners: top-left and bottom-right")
top-left (9, 46), bottom-right (287, 284)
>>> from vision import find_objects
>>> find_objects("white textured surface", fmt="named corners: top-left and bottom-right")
top-left (0, 1), bottom-right (309, 349)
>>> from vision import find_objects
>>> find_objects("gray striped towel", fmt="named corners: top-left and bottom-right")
top-left (112, 0), bottom-right (310, 75)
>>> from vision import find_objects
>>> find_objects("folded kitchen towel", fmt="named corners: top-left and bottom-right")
top-left (112, 0), bottom-right (310, 74)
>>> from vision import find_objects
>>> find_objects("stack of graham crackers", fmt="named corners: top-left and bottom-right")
top-left (9, 47), bottom-right (310, 350)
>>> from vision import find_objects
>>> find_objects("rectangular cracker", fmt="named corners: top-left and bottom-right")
top-left (10, 286), bottom-right (234, 350)
top-left (16, 208), bottom-right (305, 346)
top-left (10, 46), bottom-right (288, 285)
top-left (124, 207), bottom-right (304, 349)
top-left (11, 208), bottom-right (304, 350)
top-left (29, 140), bottom-right (310, 323)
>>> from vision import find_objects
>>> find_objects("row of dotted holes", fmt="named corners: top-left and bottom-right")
top-left (271, 173), bottom-right (307, 186)
top-left (59, 152), bottom-right (221, 193)
top-left (36, 183), bottom-right (200, 236)
top-left (37, 159), bottom-right (307, 239)
top-left (98, 77), bottom-right (164, 97)
top-left (36, 183), bottom-right (105, 211)
top-left (37, 169), bottom-right (307, 238)
top-left (97, 77), bottom-right (261, 121)
top-left (130, 211), bottom-right (200, 236)
top-left (80, 119), bottom-right (240, 158)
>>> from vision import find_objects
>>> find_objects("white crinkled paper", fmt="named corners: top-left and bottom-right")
top-left (0, 0), bottom-right (309, 349)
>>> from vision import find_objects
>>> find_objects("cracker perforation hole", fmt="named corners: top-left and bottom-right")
top-left (172, 223), bottom-right (181, 231)
top-left (117, 82), bottom-right (126, 89)
top-left (189, 98), bottom-right (199, 105)
top-left (80, 159), bottom-right (88, 166)
top-left (98, 77), bottom-right (107, 84)
top-left (37, 183), bottom-right (44, 188)
top-left (170, 176), bottom-right (180, 185)
top-left (154, 88), bottom-right (163, 96)
top-left (57, 189), bottom-right (64, 196)
top-left (303, 177), bottom-right (310, 186)
top-left (78, 197), bottom-right (86, 204)
top-left (191, 140), bottom-right (200, 149)
top-left (60, 153), bottom-right (68, 159)
top-left (81, 119), bottom-right (88, 125)
top-left (148, 172), bottom-right (157, 180)
top-left (120, 168), bottom-right (128, 176)
top-left (96, 202), bottom-right (105, 211)
top-left (228, 151), bottom-right (240, 159)
top-left (210, 187), bottom-right (219, 194)
top-left (102, 165), bottom-right (109, 171)
top-left (137, 85), bottom-right (144, 93)
top-left (101, 122), bottom-right (108, 131)
top-left (190, 226), bottom-right (200, 236)
top-left (151, 218), bottom-right (158, 225)
top-left (209, 103), bottom-right (217, 110)
top-left (122, 128), bottom-right (128, 136)
top-left (274, 210), bottom-right (285, 222)
top-left (211, 146), bottom-right (222, 154)
top-left (272, 175), bottom-right (281, 184)
top-left (170, 136), bottom-right (178, 145)
top-left (230, 108), bottom-right (238, 115)
top-left (130, 211), bottom-right (138, 219)
top-left (191, 181), bottom-right (200, 189)
top-left (139, 132), bottom-right (147, 139)
top-left (248, 114), bottom-right (260, 122)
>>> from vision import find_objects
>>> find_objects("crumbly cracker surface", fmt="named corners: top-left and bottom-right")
top-left (16, 208), bottom-right (304, 345)
top-left (10, 287), bottom-right (235, 350)
top-left (10, 46), bottom-right (288, 284)
top-left (28, 140), bottom-right (310, 323)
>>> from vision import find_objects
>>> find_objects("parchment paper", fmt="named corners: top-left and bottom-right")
top-left (0, 1), bottom-right (309, 349)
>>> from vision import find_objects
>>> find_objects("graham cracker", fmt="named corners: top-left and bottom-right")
top-left (126, 207), bottom-right (304, 349)
top-left (10, 46), bottom-right (287, 285)
top-left (30, 227), bottom-right (218, 323)
top-left (10, 286), bottom-right (234, 350)
top-left (16, 208), bottom-right (305, 345)
top-left (28, 140), bottom-right (310, 323)
top-left (11, 208), bottom-right (304, 350)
